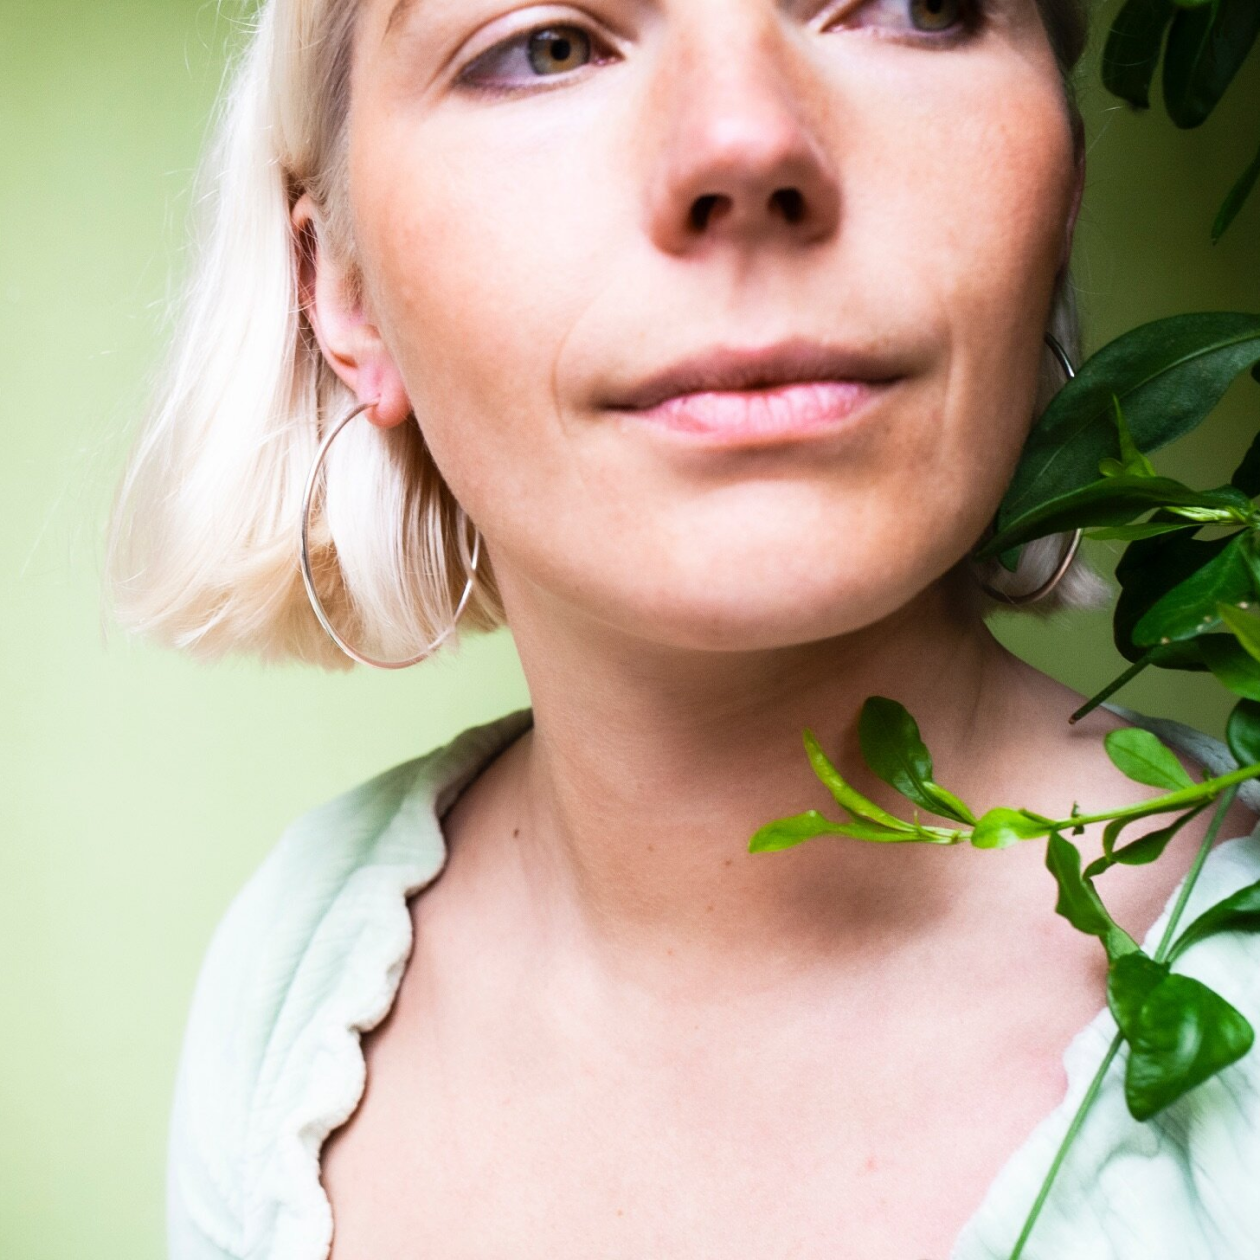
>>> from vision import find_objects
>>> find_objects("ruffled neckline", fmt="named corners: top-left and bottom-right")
top-left (275, 703), bottom-right (1260, 1260)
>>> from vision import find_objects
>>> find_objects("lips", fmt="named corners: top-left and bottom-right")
top-left (606, 338), bottom-right (904, 412)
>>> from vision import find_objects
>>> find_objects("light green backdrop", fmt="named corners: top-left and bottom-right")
top-left (3, 2), bottom-right (1258, 1256)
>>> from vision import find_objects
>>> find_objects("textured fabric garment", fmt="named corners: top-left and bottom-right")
top-left (166, 703), bottom-right (1260, 1259)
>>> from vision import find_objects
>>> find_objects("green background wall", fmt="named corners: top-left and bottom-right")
top-left (2, 2), bottom-right (1258, 1255)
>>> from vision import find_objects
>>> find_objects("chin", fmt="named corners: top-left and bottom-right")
top-left (584, 554), bottom-right (942, 654)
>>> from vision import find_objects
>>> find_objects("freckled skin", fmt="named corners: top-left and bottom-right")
top-left (342, 0), bottom-right (1078, 653)
top-left (294, 5), bottom-right (1259, 1260)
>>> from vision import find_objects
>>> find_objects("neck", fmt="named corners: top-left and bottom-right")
top-left (486, 575), bottom-right (1050, 985)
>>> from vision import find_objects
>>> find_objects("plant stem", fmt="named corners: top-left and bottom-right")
top-left (1069, 656), bottom-right (1154, 725)
top-left (1044, 760), bottom-right (1260, 833)
top-left (1008, 784), bottom-right (1240, 1258)
top-left (1154, 784), bottom-right (1240, 963)
top-left (1007, 1033), bottom-right (1124, 1260)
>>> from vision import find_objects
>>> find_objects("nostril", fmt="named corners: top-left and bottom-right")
top-left (689, 194), bottom-right (726, 231)
top-left (771, 187), bottom-right (806, 224)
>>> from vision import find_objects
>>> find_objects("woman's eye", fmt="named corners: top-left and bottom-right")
top-left (457, 22), bottom-right (613, 92)
top-left (908, 0), bottom-right (967, 33)
top-left (833, 0), bottom-right (984, 39)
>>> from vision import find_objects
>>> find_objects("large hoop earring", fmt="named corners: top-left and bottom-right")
top-left (299, 400), bottom-right (482, 670)
top-left (975, 331), bottom-right (1084, 607)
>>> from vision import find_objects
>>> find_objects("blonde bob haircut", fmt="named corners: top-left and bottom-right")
top-left (107, 0), bottom-right (1106, 671)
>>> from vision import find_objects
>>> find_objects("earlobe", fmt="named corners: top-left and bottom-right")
top-left (291, 193), bottom-right (412, 428)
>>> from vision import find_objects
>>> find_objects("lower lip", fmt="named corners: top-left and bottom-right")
top-left (618, 380), bottom-right (890, 446)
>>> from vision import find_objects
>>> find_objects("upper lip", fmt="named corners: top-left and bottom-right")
top-left (607, 338), bottom-right (904, 411)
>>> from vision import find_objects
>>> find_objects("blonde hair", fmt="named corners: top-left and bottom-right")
top-left (106, 0), bottom-right (1103, 670)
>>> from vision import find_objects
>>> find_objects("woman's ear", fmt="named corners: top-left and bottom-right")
top-left (292, 192), bottom-right (411, 428)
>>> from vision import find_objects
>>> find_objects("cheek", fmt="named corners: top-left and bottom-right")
top-left (342, 40), bottom-right (1079, 647)
top-left (867, 65), bottom-right (1077, 498)
top-left (350, 107), bottom-right (615, 492)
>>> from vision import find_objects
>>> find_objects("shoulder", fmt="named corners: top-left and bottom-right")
top-left (958, 828), bottom-right (1260, 1259)
top-left (166, 709), bottom-right (532, 1259)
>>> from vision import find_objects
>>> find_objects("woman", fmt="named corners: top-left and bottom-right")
top-left (109, 0), bottom-right (1260, 1256)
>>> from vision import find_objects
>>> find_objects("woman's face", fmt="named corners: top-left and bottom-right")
top-left (336, 0), bottom-right (1082, 651)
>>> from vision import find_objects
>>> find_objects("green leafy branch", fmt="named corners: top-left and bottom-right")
top-left (750, 306), bottom-right (1260, 1253)
top-left (1102, 0), bottom-right (1260, 241)
top-left (972, 311), bottom-right (1260, 721)
top-left (752, 695), bottom-right (1260, 1255)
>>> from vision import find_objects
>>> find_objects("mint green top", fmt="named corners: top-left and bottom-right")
top-left (166, 704), bottom-right (1260, 1260)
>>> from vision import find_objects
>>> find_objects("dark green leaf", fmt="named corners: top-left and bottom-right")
top-left (857, 697), bottom-right (977, 825)
top-left (1133, 532), bottom-right (1255, 647)
top-left (1170, 879), bottom-right (1260, 961)
top-left (1046, 832), bottom-right (1139, 958)
top-left (1103, 0), bottom-right (1177, 108)
top-left (980, 477), bottom-right (1245, 556)
top-left (1213, 131), bottom-right (1260, 243)
top-left (1241, 536), bottom-right (1260, 596)
top-left (1163, 0), bottom-right (1260, 129)
top-left (1202, 629), bottom-right (1260, 698)
top-left (1115, 529), bottom-right (1231, 665)
top-left (802, 729), bottom-right (913, 832)
top-left (994, 313), bottom-right (1260, 536)
top-left (1108, 952), bottom-right (1169, 1040)
top-left (1227, 698), bottom-right (1260, 766)
top-left (1229, 429), bottom-right (1260, 497)
top-left (1218, 602), bottom-right (1260, 665)
top-left (1123, 974), bottom-right (1254, 1119)
top-left (1087, 521), bottom-right (1198, 542)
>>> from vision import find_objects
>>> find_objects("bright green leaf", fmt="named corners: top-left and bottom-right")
top-left (971, 808), bottom-right (1052, 850)
top-left (1086, 806), bottom-right (1208, 879)
top-left (802, 729), bottom-right (914, 832)
top-left (1045, 832), bottom-right (1138, 959)
top-left (1112, 393), bottom-right (1159, 477)
top-left (749, 812), bottom-right (848, 853)
top-left (1104, 726), bottom-right (1196, 791)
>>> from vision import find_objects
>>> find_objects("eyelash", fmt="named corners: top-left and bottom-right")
top-left (454, 0), bottom-right (992, 97)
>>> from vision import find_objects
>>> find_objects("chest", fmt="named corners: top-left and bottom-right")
top-left (319, 954), bottom-right (1098, 1260)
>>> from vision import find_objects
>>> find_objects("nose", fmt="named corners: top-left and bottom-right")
top-left (641, 21), bottom-right (841, 257)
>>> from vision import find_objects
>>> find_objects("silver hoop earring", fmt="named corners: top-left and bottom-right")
top-left (976, 331), bottom-right (1084, 607)
top-left (299, 400), bottom-right (482, 670)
